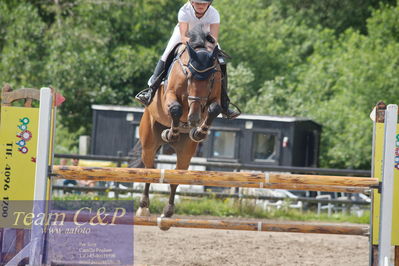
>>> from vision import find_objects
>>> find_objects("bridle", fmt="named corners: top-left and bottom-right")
top-left (187, 73), bottom-right (215, 112)
top-left (178, 47), bottom-right (217, 112)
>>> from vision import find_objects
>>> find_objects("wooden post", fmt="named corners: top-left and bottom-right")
top-left (115, 151), bottom-right (123, 199)
top-left (15, 230), bottom-right (25, 252)
top-left (0, 228), bottom-right (3, 263)
top-left (375, 101), bottom-right (387, 123)
top-left (371, 245), bottom-right (379, 266)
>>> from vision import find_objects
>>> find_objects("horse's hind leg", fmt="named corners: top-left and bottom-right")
top-left (137, 145), bottom-right (161, 216)
top-left (161, 184), bottom-right (178, 218)
top-left (136, 112), bottom-right (162, 217)
top-left (162, 138), bottom-right (198, 218)
top-left (136, 184), bottom-right (151, 217)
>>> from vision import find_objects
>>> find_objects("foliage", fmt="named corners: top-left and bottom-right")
top-left (1, 0), bottom-right (399, 168)
top-left (270, 0), bottom-right (396, 34)
top-left (293, 28), bottom-right (399, 168)
top-left (223, 1), bottom-right (399, 168)
top-left (54, 121), bottom-right (83, 155)
top-left (41, 0), bottom-right (184, 133)
top-left (227, 63), bottom-right (255, 105)
top-left (217, 1), bottom-right (321, 90)
top-left (0, 2), bottom-right (46, 87)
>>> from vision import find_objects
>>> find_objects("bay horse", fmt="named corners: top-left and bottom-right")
top-left (136, 25), bottom-right (223, 222)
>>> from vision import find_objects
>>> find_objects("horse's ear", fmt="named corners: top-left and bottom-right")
top-left (187, 43), bottom-right (197, 60)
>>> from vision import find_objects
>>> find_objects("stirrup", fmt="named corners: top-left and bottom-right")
top-left (135, 89), bottom-right (152, 106)
top-left (222, 102), bottom-right (241, 120)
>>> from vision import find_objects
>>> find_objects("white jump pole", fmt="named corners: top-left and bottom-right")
top-left (378, 104), bottom-right (398, 266)
top-left (29, 87), bottom-right (53, 266)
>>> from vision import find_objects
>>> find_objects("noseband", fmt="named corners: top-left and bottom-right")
top-left (178, 47), bottom-right (217, 111)
top-left (187, 75), bottom-right (215, 112)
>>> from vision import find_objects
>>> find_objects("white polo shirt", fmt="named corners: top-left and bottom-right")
top-left (159, 2), bottom-right (221, 62)
top-left (178, 2), bottom-right (220, 31)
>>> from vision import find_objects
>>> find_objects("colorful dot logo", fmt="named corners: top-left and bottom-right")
top-left (16, 117), bottom-right (32, 154)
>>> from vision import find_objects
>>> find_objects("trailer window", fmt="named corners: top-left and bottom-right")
top-left (253, 133), bottom-right (277, 161)
top-left (212, 131), bottom-right (236, 158)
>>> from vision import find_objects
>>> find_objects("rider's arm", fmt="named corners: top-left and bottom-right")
top-left (210, 23), bottom-right (219, 43)
top-left (179, 22), bottom-right (190, 44)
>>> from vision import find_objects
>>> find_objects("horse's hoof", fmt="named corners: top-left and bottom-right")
top-left (161, 129), bottom-right (170, 142)
top-left (158, 215), bottom-right (172, 231)
top-left (158, 219), bottom-right (172, 231)
top-left (139, 196), bottom-right (150, 208)
top-left (189, 128), bottom-right (205, 143)
top-left (161, 129), bottom-right (180, 143)
top-left (159, 226), bottom-right (171, 231)
top-left (136, 207), bottom-right (150, 217)
top-left (162, 204), bottom-right (175, 218)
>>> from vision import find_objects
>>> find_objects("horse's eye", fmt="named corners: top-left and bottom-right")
top-left (206, 35), bottom-right (215, 44)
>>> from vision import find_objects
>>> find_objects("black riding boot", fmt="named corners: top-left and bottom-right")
top-left (135, 60), bottom-right (166, 106)
top-left (220, 64), bottom-right (241, 119)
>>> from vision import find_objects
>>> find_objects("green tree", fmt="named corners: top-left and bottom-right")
top-left (40, 0), bottom-right (183, 133)
top-left (216, 0), bottom-right (326, 104)
top-left (0, 2), bottom-right (46, 88)
top-left (272, 0), bottom-right (397, 34)
top-left (247, 2), bottom-right (399, 168)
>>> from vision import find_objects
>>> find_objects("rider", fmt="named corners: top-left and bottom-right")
top-left (135, 0), bottom-right (240, 119)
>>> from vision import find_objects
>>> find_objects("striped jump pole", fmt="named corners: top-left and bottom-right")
top-left (52, 166), bottom-right (378, 193)
top-left (60, 212), bottom-right (369, 237)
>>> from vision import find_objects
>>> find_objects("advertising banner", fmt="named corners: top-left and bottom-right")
top-left (0, 106), bottom-right (39, 228)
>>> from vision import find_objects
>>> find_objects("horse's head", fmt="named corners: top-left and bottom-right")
top-left (185, 26), bottom-right (220, 128)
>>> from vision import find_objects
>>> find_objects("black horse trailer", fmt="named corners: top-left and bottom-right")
top-left (90, 105), bottom-right (321, 168)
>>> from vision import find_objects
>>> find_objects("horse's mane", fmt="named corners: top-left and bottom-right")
top-left (188, 24), bottom-right (215, 49)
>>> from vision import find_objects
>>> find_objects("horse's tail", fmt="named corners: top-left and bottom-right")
top-left (128, 140), bottom-right (144, 168)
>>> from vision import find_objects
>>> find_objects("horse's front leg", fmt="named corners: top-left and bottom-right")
top-left (158, 139), bottom-right (198, 231)
top-left (161, 101), bottom-right (182, 143)
top-left (189, 102), bottom-right (222, 142)
top-left (161, 184), bottom-right (178, 218)
top-left (136, 183), bottom-right (151, 217)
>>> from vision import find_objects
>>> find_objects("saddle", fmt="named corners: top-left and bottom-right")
top-left (162, 43), bottom-right (186, 86)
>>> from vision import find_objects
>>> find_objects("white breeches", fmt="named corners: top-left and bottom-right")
top-left (161, 25), bottom-right (181, 62)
